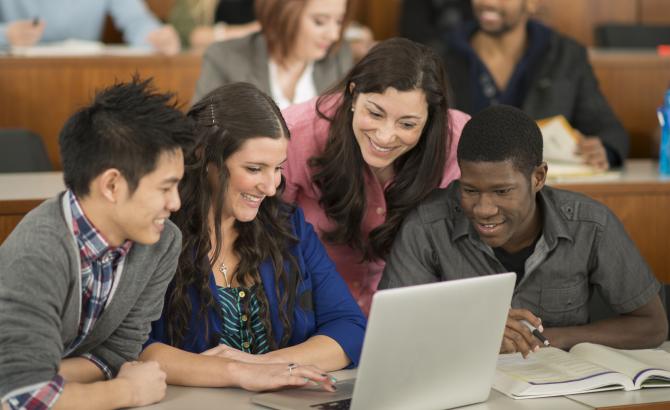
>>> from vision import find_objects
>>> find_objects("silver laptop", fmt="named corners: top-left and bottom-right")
top-left (252, 272), bottom-right (516, 410)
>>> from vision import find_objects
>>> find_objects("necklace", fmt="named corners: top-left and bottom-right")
top-left (219, 260), bottom-right (231, 288)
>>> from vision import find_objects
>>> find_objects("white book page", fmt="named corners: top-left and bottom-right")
top-left (497, 348), bottom-right (614, 383)
top-left (570, 343), bottom-right (669, 386)
top-left (494, 348), bottom-right (631, 398)
top-left (571, 344), bottom-right (670, 388)
top-left (539, 117), bottom-right (581, 164)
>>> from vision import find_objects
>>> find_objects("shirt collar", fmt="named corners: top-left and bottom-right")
top-left (67, 190), bottom-right (132, 260)
top-left (535, 187), bottom-right (574, 248)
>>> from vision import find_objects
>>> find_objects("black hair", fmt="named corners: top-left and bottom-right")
top-left (59, 77), bottom-right (193, 196)
top-left (457, 104), bottom-right (543, 175)
top-left (311, 37), bottom-right (453, 260)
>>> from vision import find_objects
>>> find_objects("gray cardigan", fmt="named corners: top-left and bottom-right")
top-left (0, 193), bottom-right (181, 398)
top-left (193, 32), bottom-right (353, 104)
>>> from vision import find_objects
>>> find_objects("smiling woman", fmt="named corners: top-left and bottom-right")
top-left (140, 82), bottom-right (366, 391)
top-left (281, 38), bottom-right (471, 315)
top-left (193, 0), bottom-right (353, 108)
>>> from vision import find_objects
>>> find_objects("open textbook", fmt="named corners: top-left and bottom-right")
top-left (493, 343), bottom-right (670, 399)
top-left (537, 116), bottom-right (614, 181)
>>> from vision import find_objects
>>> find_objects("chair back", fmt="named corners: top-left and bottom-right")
top-left (0, 129), bottom-right (53, 172)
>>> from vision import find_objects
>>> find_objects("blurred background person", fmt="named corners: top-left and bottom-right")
top-left (193, 0), bottom-right (352, 108)
top-left (440, 0), bottom-right (628, 169)
top-left (399, 0), bottom-right (472, 56)
top-left (0, 0), bottom-right (180, 55)
top-left (169, 0), bottom-right (260, 52)
top-left (171, 0), bottom-right (373, 56)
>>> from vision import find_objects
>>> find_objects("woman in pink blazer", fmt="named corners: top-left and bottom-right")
top-left (282, 38), bottom-right (470, 315)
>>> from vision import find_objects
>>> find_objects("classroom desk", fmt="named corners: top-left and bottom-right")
top-left (0, 53), bottom-right (201, 169)
top-left (0, 172), bottom-right (64, 243)
top-left (1, 160), bottom-right (669, 285)
top-left (143, 342), bottom-right (670, 410)
top-left (141, 369), bottom-right (589, 410)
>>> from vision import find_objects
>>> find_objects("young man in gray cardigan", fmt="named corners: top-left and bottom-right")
top-left (0, 79), bottom-right (192, 409)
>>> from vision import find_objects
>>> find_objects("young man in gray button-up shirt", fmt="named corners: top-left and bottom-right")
top-left (380, 105), bottom-right (667, 357)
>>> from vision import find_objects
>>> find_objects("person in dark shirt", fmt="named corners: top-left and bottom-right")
top-left (442, 0), bottom-right (629, 170)
top-left (381, 104), bottom-right (667, 357)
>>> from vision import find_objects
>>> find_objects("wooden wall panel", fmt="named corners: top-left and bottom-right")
top-left (589, 51), bottom-right (670, 158)
top-left (358, 0), bottom-right (401, 40)
top-left (536, 0), bottom-right (636, 46)
top-left (0, 55), bottom-right (201, 170)
top-left (0, 215), bottom-right (26, 245)
top-left (640, 0), bottom-right (670, 25)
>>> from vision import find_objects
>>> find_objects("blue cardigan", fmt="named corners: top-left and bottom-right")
top-left (147, 208), bottom-right (366, 366)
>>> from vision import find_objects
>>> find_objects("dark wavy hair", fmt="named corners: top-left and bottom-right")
top-left (167, 82), bottom-right (299, 350)
top-left (310, 37), bottom-right (453, 260)
top-left (458, 104), bottom-right (543, 177)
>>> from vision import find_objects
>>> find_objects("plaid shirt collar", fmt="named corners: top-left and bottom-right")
top-left (67, 190), bottom-right (132, 260)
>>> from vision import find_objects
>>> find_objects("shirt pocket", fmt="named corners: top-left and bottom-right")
top-left (539, 280), bottom-right (590, 327)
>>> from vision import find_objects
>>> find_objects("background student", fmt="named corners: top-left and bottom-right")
top-left (281, 38), bottom-right (469, 315)
top-left (0, 0), bottom-right (181, 54)
top-left (193, 0), bottom-right (352, 108)
top-left (381, 105), bottom-right (667, 356)
top-left (141, 82), bottom-right (366, 390)
top-left (0, 79), bottom-right (192, 409)
top-left (169, 0), bottom-right (260, 51)
top-left (440, 0), bottom-right (628, 169)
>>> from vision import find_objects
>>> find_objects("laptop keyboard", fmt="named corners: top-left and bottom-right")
top-left (309, 398), bottom-right (351, 409)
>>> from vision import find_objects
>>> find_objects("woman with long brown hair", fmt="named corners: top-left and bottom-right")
top-left (283, 38), bottom-right (470, 315)
top-left (140, 82), bottom-right (365, 390)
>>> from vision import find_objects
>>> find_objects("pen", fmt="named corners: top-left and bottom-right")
top-left (521, 319), bottom-right (550, 346)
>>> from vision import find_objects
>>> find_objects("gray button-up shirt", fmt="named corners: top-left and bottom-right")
top-left (380, 182), bottom-right (660, 327)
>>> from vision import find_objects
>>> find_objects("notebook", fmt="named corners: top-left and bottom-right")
top-left (252, 272), bottom-right (516, 410)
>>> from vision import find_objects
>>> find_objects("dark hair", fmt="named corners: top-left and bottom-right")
top-left (255, 0), bottom-right (350, 64)
top-left (310, 37), bottom-right (453, 260)
top-left (457, 104), bottom-right (543, 176)
top-left (59, 77), bottom-right (192, 197)
top-left (167, 82), bottom-right (299, 349)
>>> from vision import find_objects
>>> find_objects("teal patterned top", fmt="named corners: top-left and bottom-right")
top-left (215, 285), bottom-right (269, 354)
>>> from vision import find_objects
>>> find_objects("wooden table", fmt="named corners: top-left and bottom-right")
top-left (1, 160), bottom-right (670, 285)
top-left (0, 172), bottom-right (64, 243)
top-left (141, 369), bottom-right (590, 410)
top-left (0, 53), bottom-right (201, 169)
top-left (142, 342), bottom-right (670, 410)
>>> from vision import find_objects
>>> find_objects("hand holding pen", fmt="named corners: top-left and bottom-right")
top-left (501, 308), bottom-right (550, 358)
top-left (521, 319), bottom-right (550, 347)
